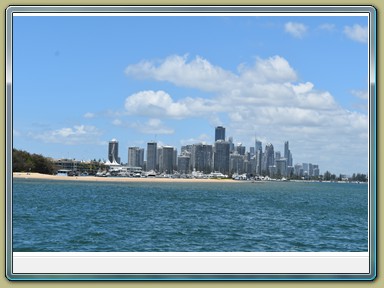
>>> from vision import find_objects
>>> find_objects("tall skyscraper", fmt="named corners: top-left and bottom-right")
top-left (255, 140), bottom-right (262, 153)
top-left (128, 147), bottom-right (144, 167)
top-left (262, 143), bottom-right (274, 175)
top-left (284, 141), bottom-right (293, 166)
top-left (215, 126), bottom-right (226, 141)
top-left (236, 143), bottom-right (246, 155)
top-left (213, 140), bottom-right (230, 175)
top-left (158, 146), bottom-right (174, 174)
top-left (108, 139), bottom-right (119, 164)
top-left (191, 143), bottom-right (213, 173)
top-left (146, 142), bottom-right (157, 171)
top-left (177, 155), bottom-right (190, 174)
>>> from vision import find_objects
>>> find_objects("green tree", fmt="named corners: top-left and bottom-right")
top-left (13, 149), bottom-right (55, 174)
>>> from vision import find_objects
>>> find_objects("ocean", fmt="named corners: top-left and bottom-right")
top-left (12, 178), bottom-right (368, 252)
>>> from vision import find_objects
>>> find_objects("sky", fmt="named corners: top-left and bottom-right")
top-left (12, 12), bottom-right (371, 175)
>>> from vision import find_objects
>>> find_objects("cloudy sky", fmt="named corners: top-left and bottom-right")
top-left (12, 12), bottom-right (370, 175)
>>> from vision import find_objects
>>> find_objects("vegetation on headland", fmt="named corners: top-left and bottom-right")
top-left (12, 148), bottom-right (55, 174)
top-left (11, 148), bottom-right (368, 182)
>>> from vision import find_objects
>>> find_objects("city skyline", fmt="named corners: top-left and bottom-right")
top-left (12, 12), bottom-right (370, 175)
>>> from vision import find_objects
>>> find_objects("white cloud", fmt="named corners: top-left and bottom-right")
top-left (319, 23), bottom-right (336, 31)
top-left (180, 134), bottom-right (211, 146)
top-left (130, 118), bottom-right (174, 135)
top-left (351, 89), bottom-right (368, 100)
top-left (112, 119), bottom-right (122, 126)
top-left (124, 54), bottom-right (368, 174)
top-left (344, 24), bottom-right (368, 43)
top-left (31, 125), bottom-right (103, 145)
top-left (13, 129), bottom-right (21, 137)
top-left (125, 54), bottom-right (237, 92)
top-left (84, 112), bottom-right (95, 119)
top-left (284, 22), bottom-right (307, 38)
top-left (124, 90), bottom-right (217, 119)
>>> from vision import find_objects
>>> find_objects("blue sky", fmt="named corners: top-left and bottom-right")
top-left (12, 13), bottom-right (370, 175)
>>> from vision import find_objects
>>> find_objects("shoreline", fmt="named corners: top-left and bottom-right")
top-left (12, 172), bottom-right (241, 183)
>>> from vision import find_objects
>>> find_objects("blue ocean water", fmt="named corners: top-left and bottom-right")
top-left (12, 179), bottom-right (368, 252)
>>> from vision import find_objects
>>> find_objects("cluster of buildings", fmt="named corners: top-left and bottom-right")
top-left (105, 126), bottom-right (320, 179)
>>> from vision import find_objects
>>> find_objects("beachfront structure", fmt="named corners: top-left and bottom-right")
top-left (53, 158), bottom-right (80, 172)
top-left (128, 147), bottom-right (144, 168)
top-left (108, 139), bottom-right (120, 164)
top-left (215, 126), bottom-right (226, 141)
top-left (146, 142), bottom-right (157, 171)
top-left (213, 140), bottom-right (230, 175)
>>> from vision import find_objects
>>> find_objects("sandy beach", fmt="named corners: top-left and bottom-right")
top-left (12, 172), bottom-right (239, 183)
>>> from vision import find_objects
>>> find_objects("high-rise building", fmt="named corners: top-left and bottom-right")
top-left (128, 147), bottom-right (144, 167)
top-left (228, 136), bottom-right (235, 153)
top-left (255, 149), bottom-right (262, 175)
top-left (108, 139), bottom-right (120, 164)
top-left (262, 143), bottom-right (274, 175)
top-left (213, 140), bottom-right (230, 175)
top-left (158, 146), bottom-right (174, 174)
top-left (146, 142), bottom-right (157, 171)
top-left (230, 152), bottom-right (244, 174)
top-left (177, 155), bottom-right (190, 174)
top-left (236, 143), bottom-right (246, 155)
top-left (255, 140), bottom-right (262, 153)
top-left (275, 158), bottom-right (287, 177)
top-left (191, 143), bottom-right (213, 173)
top-left (215, 126), bottom-right (226, 141)
top-left (284, 141), bottom-right (293, 166)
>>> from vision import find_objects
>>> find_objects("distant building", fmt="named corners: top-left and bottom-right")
top-left (228, 136), bottom-right (235, 153)
top-left (215, 126), bottom-right (226, 141)
top-left (229, 152), bottom-right (244, 175)
top-left (262, 143), bottom-right (274, 175)
top-left (191, 143), bottom-right (213, 173)
top-left (108, 139), bottom-right (120, 164)
top-left (284, 141), bottom-right (293, 167)
top-left (53, 158), bottom-right (80, 172)
top-left (128, 147), bottom-right (144, 168)
top-left (255, 140), bottom-right (262, 154)
top-left (255, 149), bottom-right (262, 175)
top-left (213, 140), bottom-right (230, 175)
top-left (177, 155), bottom-right (190, 174)
top-left (146, 142), bottom-right (157, 171)
top-left (275, 158), bottom-right (287, 177)
top-left (236, 143), bottom-right (246, 155)
top-left (158, 146), bottom-right (174, 174)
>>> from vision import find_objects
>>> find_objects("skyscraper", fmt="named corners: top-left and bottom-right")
top-left (255, 140), bottom-right (262, 153)
top-left (158, 146), bottom-right (174, 174)
top-left (262, 143), bottom-right (274, 175)
top-left (213, 140), bottom-right (230, 175)
top-left (146, 142), bottom-right (157, 171)
top-left (215, 126), bottom-right (226, 141)
top-left (177, 155), bottom-right (190, 174)
top-left (108, 139), bottom-right (119, 164)
top-left (284, 141), bottom-right (293, 166)
top-left (191, 143), bottom-right (213, 173)
top-left (128, 147), bottom-right (144, 167)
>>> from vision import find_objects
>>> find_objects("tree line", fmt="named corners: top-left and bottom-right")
top-left (13, 148), bottom-right (55, 174)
